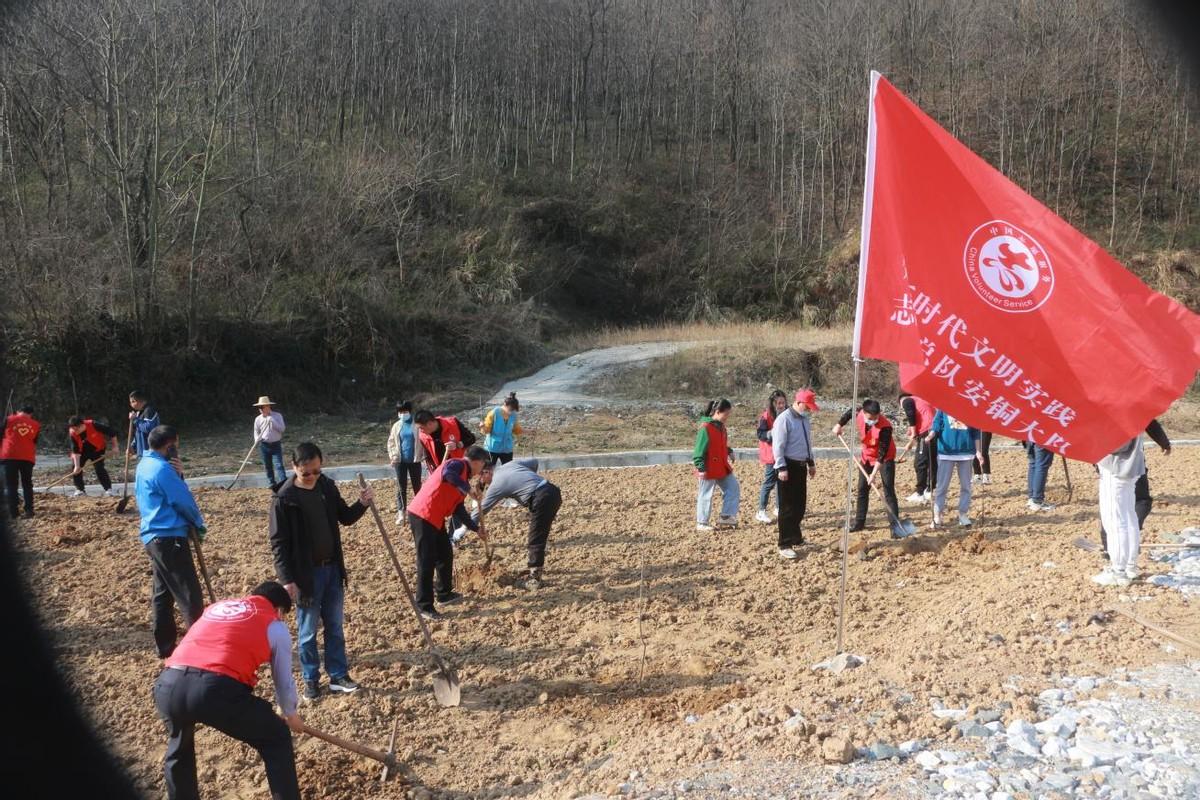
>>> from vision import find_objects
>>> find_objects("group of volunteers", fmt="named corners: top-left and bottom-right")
top-left (693, 388), bottom-right (1171, 584)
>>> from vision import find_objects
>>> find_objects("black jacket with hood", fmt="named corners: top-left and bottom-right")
top-left (269, 474), bottom-right (367, 602)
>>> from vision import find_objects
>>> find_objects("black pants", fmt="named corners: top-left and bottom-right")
top-left (914, 437), bottom-right (937, 494)
top-left (855, 460), bottom-right (900, 528)
top-left (152, 667), bottom-right (299, 800)
top-left (528, 483), bottom-right (561, 569)
top-left (4, 459), bottom-right (34, 517)
top-left (489, 451), bottom-right (514, 465)
top-left (145, 537), bottom-right (205, 658)
top-left (73, 446), bottom-right (112, 491)
top-left (408, 513), bottom-right (454, 612)
top-left (971, 432), bottom-right (993, 475)
top-left (393, 462), bottom-right (421, 512)
top-left (1100, 470), bottom-right (1152, 549)
top-left (777, 459), bottom-right (809, 548)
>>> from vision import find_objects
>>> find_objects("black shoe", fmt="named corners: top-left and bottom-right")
top-left (419, 608), bottom-right (443, 622)
top-left (848, 524), bottom-right (865, 533)
top-left (329, 675), bottom-right (360, 694)
top-left (437, 592), bottom-right (464, 606)
top-left (302, 680), bottom-right (321, 701)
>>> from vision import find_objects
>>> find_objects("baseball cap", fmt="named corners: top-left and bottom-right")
top-left (794, 389), bottom-right (820, 411)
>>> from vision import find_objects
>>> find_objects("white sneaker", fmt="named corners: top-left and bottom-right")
top-left (106, 487), bottom-right (121, 497)
top-left (982, 474), bottom-right (992, 485)
top-left (716, 515), bottom-right (738, 528)
top-left (1027, 499), bottom-right (1056, 512)
top-left (696, 523), bottom-right (713, 532)
top-left (930, 508), bottom-right (942, 528)
top-left (922, 491), bottom-right (932, 503)
top-left (778, 547), bottom-right (799, 560)
top-left (958, 513), bottom-right (972, 527)
top-left (69, 489), bottom-right (85, 498)
top-left (1124, 565), bottom-right (1140, 582)
top-left (754, 509), bottom-right (772, 524)
top-left (395, 511), bottom-right (405, 525)
top-left (1091, 569), bottom-right (1131, 587)
top-left (905, 492), bottom-right (926, 504)
top-left (502, 498), bottom-right (520, 509)
top-left (971, 474), bottom-right (981, 485)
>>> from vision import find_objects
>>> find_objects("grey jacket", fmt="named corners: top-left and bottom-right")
top-left (771, 408), bottom-right (815, 470)
top-left (1097, 435), bottom-right (1145, 481)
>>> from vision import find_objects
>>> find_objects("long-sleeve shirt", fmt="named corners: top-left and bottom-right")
top-left (1098, 435), bottom-right (1146, 480)
top-left (135, 450), bottom-right (205, 545)
top-left (266, 620), bottom-right (299, 716)
top-left (387, 416), bottom-right (417, 462)
top-left (475, 459), bottom-right (546, 517)
top-left (1144, 419), bottom-right (1170, 451)
top-left (771, 408), bottom-right (815, 469)
top-left (132, 405), bottom-right (161, 456)
top-left (253, 412), bottom-right (285, 444)
top-left (837, 409), bottom-right (894, 463)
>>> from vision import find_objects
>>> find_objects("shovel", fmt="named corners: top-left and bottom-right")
top-left (357, 473), bottom-right (461, 707)
top-left (41, 455), bottom-right (107, 493)
top-left (299, 721), bottom-right (400, 774)
top-left (837, 434), bottom-right (917, 538)
top-left (190, 527), bottom-right (217, 604)
top-left (225, 438), bottom-right (261, 490)
top-left (116, 418), bottom-right (135, 513)
top-left (1061, 455), bottom-right (1073, 503)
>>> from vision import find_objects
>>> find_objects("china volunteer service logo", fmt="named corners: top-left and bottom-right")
top-left (204, 599), bottom-right (257, 622)
top-left (963, 220), bottom-right (1054, 312)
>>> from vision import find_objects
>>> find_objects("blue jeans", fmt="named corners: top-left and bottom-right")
top-left (260, 441), bottom-right (286, 485)
top-left (758, 463), bottom-right (779, 511)
top-left (296, 565), bottom-right (348, 683)
top-left (697, 474), bottom-right (740, 524)
top-left (1026, 444), bottom-right (1055, 503)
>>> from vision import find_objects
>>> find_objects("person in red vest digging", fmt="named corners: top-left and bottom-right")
top-left (153, 581), bottom-right (302, 800)
top-left (415, 409), bottom-right (476, 471)
top-left (407, 445), bottom-right (490, 620)
top-left (693, 398), bottom-right (740, 531)
top-left (2, 405), bottom-right (41, 518)
top-left (899, 392), bottom-right (938, 504)
top-left (834, 399), bottom-right (906, 537)
top-left (66, 415), bottom-right (119, 497)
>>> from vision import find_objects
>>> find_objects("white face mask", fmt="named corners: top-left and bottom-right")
top-left (399, 413), bottom-right (411, 421)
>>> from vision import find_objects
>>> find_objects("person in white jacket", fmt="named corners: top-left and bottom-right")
top-left (1093, 434), bottom-right (1145, 587)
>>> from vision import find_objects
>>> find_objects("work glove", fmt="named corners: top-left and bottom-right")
top-left (193, 525), bottom-right (207, 542)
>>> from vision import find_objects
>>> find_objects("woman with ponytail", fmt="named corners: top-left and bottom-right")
top-left (693, 398), bottom-right (740, 531)
top-left (755, 390), bottom-right (788, 523)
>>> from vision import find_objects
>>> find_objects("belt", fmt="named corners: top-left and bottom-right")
top-left (313, 558), bottom-right (336, 567)
top-left (168, 665), bottom-right (210, 675)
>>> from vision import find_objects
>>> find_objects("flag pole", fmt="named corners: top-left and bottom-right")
top-left (836, 70), bottom-right (882, 656)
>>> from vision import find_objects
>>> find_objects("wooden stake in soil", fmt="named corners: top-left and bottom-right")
top-left (1113, 607), bottom-right (1200, 653)
top-left (1061, 455), bottom-right (1073, 503)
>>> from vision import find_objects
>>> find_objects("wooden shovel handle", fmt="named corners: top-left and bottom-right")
top-left (299, 722), bottom-right (397, 768)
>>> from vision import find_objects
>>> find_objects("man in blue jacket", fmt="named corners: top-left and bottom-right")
top-left (128, 389), bottom-right (161, 458)
top-left (136, 425), bottom-right (206, 658)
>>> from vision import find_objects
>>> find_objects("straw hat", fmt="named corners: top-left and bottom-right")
top-left (252, 396), bottom-right (278, 408)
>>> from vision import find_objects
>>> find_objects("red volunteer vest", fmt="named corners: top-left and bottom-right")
top-left (70, 420), bottom-right (108, 453)
top-left (419, 417), bottom-right (464, 466)
top-left (167, 595), bottom-right (278, 688)
top-left (856, 411), bottom-right (896, 465)
top-left (0, 414), bottom-right (40, 462)
top-left (911, 395), bottom-right (936, 434)
top-left (700, 420), bottom-right (731, 479)
top-left (408, 459), bottom-right (470, 528)
top-left (757, 410), bottom-right (776, 465)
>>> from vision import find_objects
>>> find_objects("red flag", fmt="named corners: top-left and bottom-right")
top-left (853, 72), bottom-right (1200, 463)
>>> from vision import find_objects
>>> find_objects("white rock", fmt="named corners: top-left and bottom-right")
top-left (1038, 688), bottom-right (1064, 703)
top-left (915, 751), bottom-right (941, 770)
top-left (1041, 736), bottom-right (1068, 758)
top-left (932, 708), bottom-right (969, 721)
top-left (899, 739), bottom-right (925, 755)
top-left (936, 750), bottom-right (963, 763)
top-left (810, 652), bottom-right (865, 673)
top-left (1006, 719), bottom-right (1037, 737)
top-left (1075, 677), bottom-right (1097, 692)
top-left (1067, 735), bottom-right (1132, 767)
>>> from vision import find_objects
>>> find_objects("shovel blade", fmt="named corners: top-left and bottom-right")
top-left (115, 497), bottom-right (130, 514)
top-left (892, 520), bottom-right (918, 539)
top-left (432, 669), bottom-right (461, 707)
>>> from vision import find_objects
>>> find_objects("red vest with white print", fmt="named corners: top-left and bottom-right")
top-left (166, 595), bottom-right (278, 688)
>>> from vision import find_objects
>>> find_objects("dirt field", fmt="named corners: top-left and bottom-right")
top-left (13, 446), bottom-right (1199, 798)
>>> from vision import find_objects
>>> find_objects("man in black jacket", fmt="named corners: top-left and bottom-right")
top-left (1099, 419), bottom-right (1171, 555)
top-left (268, 441), bottom-right (373, 701)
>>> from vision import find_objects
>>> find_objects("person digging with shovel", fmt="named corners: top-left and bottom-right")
top-left (833, 399), bottom-right (910, 538)
top-left (153, 580), bottom-right (303, 800)
top-left (461, 456), bottom-right (562, 590)
top-left (136, 425), bottom-right (206, 659)
top-left (67, 415), bottom-right (120, 497)
top-left (415, 409), bottom-right (476, 470)
top-left (408, 445), bottom-right (490, 620)
top-left (269, 442), bottom-right (372, 702)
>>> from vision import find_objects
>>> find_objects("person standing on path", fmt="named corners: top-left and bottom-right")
top-left (1, 405), bottom-right (40, 519)
top-left (67, 415), bottom-right (119, 496)
top-left (153, 581), bottom-right (303, 800)
top-left (269, 442), bottom-right (372, 701)
top-left (1092, 435), bottom-right (1146, 587)
top-left (1099, 419), bottom-right (1171, 555)
top-left (481, 392), bottom-right (523, 465)
top-left (900, 392), bottom-right (937, 504)
top-left (971, 430), bottom-right (994, 485)
top-left (926, 410), bottom-right (983, 528)
top-left (253, 397), bottom-right (286, 486)
top-left (387, 400), bottom-right (422, 525)
top-left (415, 409), bottom-right (476, 470)
top-left (1024, 442), bottom-right (1056, 511)
top-left (128, 390), bottom-right (161, 459)
top-left (833, 399), bottom-right (902, 536)
top-left (407, 446), bottom-right (489, 620)
top-left (136, 425), bottom-right (206, 658)
top-left (694, 398), bottom-right (739, 531)
top-left (755, 390), bottom-right (788, 524)
top-left (470, 457), bottom-right (561, 590)
top-left (772, 389), bottom-right (819, 560)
